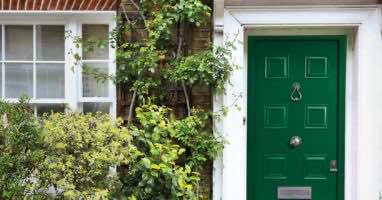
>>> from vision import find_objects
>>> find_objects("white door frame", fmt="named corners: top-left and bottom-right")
top-left (213, 5), bottom-right (382, 200)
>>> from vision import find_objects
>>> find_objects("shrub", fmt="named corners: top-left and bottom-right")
top-left (33, 112), bottom-right (137, 199)
top-left (0, 98), bottom-right (44, 199)
top-left (120, 104), bottom-right (223, 200)
top-left (0, 100), bottom-right (224, 200)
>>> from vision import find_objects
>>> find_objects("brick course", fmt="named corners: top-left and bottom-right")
top-left (0, 0), bottom-right (119, 10)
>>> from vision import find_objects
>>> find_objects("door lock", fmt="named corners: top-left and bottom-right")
top-left (330, 160), bottom-right (338, 172)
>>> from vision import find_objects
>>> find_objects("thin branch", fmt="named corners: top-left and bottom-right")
top-left (127, 89), bottom-right (137, 125)
top-left (215, 93), bottom-right (243, 115)
top-left (176, 25), bottom-right (184, 56)
top-left (176, 22), bottom-right (191, 117)
top-left (121, 1), bottom-right (143, 125)
top-left (129, 0), bottom-right (146, 21)
top-left (120, 4), bottom-right (132, 24)
top-left (182, 81), bottom-right (191, 117)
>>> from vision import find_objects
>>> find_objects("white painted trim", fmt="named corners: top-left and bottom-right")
top-left (224, 4), bottom-right (381, 10)
top-left (4, 98), bottom-right (67, 104)
top-left (77, 22), bottom-right (84, 113)
top-left (214, 5), bottom-right (382, 200)
top-left (66, 19), bottom-right (79, 112)
top-left (33, 24), bottom-right (37, 99)
top-left (1, 25), bottom-right (4, 99)
top-left (109, 19), bottom-right (117, 117)
top-left (79, 97), bottom-right (113, 103)
top-left (212, 1), bottom-right (225, 200)
top-left (1, 60), bottom-right (66, 63)
top-left (81, 59), bottom-right (109, 62)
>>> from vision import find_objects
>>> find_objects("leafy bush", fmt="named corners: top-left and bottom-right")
top-left (33, 113), bottom-right (136, 199)
top-left (121, 104), bottom-right (223, 200)
top-left (0, 99), bottom-right (224, 200)
top-left (0, 98), bottom-right (44, 199)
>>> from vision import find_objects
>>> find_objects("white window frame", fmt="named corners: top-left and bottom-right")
top-left (0, 11), bottom-right (117, 117)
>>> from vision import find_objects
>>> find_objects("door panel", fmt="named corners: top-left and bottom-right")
top-left (247, 37), bottom-right (345, 200)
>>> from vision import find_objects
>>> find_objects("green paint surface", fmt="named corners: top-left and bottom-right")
top-left (247, 36), bottom-right (346, 200)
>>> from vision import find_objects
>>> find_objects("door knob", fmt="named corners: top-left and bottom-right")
top-left (289, 136), bottom-right (302, 148)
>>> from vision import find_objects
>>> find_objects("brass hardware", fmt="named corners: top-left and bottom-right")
top-left (290, 82), bottom-right (303, 102)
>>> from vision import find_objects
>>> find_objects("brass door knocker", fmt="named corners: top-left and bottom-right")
top-left (290, 82), bottom-right (303, 102)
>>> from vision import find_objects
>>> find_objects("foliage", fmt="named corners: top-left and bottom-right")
top-left (0, 98), bottom-right (44, 199)
top-left (63, 0), bottom-right (234, 199)
top-left (77, 0), bottom-right (234, 102)
top-left (0, 100), bottom-right (225, 199)
top-left (114, 41), bottom-right (164, 95)
top-left (140, 0), bottom-right (211, 41)
top-left (166, 42), bottom-right (235, 92)
top-left (32, 113), bottom-right (136, 199)
top-left (172, 110), bottom-right (224, 168)
top-left (121, 104), bottom-right (223, 200)
top-left (109, 2), bottom-right (231, 198)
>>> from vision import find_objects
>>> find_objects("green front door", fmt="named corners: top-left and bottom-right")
top-left (247, 36), bottom-right (345, 200)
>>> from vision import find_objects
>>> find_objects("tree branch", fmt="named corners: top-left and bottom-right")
top-left (182, 81), bottom-right (191, 117)
top-left (129, 0), bottom-right (146, 21)
top-left (176, 23), bottom-right (184, 57)
top-left (176, 22), bottom-right (191, 117)
top-left (127, 89), bottom-right (137, 125)
top-left (120, 4), bottom-right (132, 24)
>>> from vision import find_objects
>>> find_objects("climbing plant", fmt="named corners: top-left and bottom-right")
top-left (67, 0), bottom-right (235, 199)
top-left (71, 0), bottom-right (234, 120)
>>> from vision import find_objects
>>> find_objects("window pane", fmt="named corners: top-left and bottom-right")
top-left (36, 104), bottom-right (65, 116)
top-left (36, 25), bottom-right (65, 61)
top-left (5, 63), bottom-right (33, 98)
top-left (36, 64), bottom-right (65, 98)
top-left (5, 26), bottom-right (33, 60)
top-left (82, 62), bottom-right (108, 97)
top-left (82, 24), bottom-right (109, 60)
top-left (83, 102), bottom-right (110, 114)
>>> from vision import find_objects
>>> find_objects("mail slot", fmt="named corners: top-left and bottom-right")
top-left (277, 187), bottom-right (312, 199)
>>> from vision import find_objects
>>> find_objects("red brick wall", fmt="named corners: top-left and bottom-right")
top-left (0, 0), bottom-right (119, 10)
